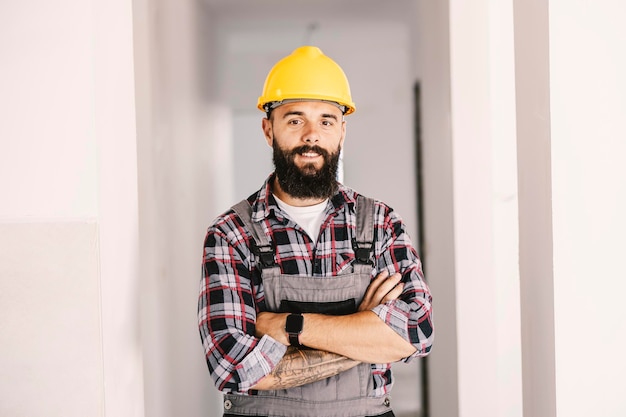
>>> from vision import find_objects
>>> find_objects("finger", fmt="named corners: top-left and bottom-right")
top-left (370, 270), bottom-right (390, 287)
top-left (381, 282), bottom-right (404, 304)
top-left (371, 273), bottom-right (402, 303)
top-left (361, 270), bottom-right (390, 305)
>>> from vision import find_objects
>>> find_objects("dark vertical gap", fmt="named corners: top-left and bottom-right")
top-left (413, 81), bottom-right (430, 417)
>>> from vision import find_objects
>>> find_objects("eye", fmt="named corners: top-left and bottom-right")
top-left (321, 120), bottom-right (334, 126)
top-left (287, 119), bottom-right (303, 125)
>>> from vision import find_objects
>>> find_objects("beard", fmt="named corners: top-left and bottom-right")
top-left (272, 140), bottom-right (341, 199)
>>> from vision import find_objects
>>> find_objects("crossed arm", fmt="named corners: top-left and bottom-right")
top-left (251, 270), bottom-right (416, 390)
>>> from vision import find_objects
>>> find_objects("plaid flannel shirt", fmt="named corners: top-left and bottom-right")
top-left (198, 174), bottom-right (434, 395)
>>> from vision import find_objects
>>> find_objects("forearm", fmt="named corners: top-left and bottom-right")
top-left (300, 310), bottom-right (416, 363)
top-left (255, 272), bottom-right (419, 365)
top-left (251, 346), bottom-right (360, 390)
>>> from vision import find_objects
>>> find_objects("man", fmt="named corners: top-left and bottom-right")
top-left (198, 46), bottom-right (434, 417)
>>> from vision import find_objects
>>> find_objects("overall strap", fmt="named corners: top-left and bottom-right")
top-left (353, 195), bottom-right (376, 265)
top-left (232, 196), bottom-right (375, 268)
top-left (231, 199), bottom-right (276, 269)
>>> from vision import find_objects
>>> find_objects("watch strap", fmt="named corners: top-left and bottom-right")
top-left (288, 332), bottom-right (301, 347)
top-left (285, 313), bottom-right (303, 347)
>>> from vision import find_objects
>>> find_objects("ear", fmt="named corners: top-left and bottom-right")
top-left (339, 119), bottom-right (346, 149)
top-left (262, 118), bottom-right (273, 147)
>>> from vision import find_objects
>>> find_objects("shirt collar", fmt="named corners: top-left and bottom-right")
top-left (250, 173), bottom-right (357, 222)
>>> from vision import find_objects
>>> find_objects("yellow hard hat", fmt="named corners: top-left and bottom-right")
top-left (257, 46), bottom-right (356, 115)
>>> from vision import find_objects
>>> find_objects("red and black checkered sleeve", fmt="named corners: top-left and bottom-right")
top-left (198, 214), bottom-right (287, 393)
top-left (370, 203), bottom-right (434, 361)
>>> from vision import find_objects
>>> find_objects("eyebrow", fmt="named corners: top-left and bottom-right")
top-left (282, 111), bottom-right (304, 118)
top-left (282, 111), bottom-right (339, 121)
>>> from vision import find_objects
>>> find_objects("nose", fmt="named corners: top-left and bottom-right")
top-left (302, 123), bottom-right (320, 144)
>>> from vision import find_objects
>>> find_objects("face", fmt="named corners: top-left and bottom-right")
top-left (262, 101), bottom-right (346, 199)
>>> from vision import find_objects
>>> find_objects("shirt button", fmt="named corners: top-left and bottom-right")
top-left (224, 399), bottom-right (232, 410)
top-left (383, 397), bottom-right (391, 407)
top-left (313, 259), bottom-right (321, 272)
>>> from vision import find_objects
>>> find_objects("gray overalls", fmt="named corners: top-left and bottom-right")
top-left (225, 196), bottom-right (393, 417)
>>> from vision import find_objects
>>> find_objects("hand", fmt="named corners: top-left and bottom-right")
top-left (358, 270), bottom-right (404, 311)
top-left (256, 311), bottom-right (289, 345)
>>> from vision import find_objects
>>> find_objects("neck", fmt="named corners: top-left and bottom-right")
top-left (272, 176), bottom-right (327, 207)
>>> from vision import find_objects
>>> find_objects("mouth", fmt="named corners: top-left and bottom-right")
top-left (296, 145), bottom-right (326, 159)
top-left (300, 151), bottom-right (321, 159)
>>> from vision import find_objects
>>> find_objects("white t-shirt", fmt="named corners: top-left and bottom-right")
top-left (274, 195), bottom-right (328, 244)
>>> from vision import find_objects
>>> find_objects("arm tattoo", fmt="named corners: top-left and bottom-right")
top-left (262, 347), bottom-right (361, 390)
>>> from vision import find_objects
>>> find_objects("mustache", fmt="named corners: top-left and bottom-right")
top-left (289, 145), bottom-right (330, 157)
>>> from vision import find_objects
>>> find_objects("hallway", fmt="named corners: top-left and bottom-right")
top-left (2, 1), bottom-right (626, 416)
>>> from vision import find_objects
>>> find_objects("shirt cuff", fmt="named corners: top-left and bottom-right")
top-left (234, 335), bottom-right (287, 391)
top-left (371, 300), bottom-right (412, 347)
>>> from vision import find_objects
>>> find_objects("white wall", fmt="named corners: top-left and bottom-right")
top-left (133, 0), bottom-right (222, 416)
top-left (0, 0), bottom-right (144, 416)
top-left (420, 0), bottom-right (626, 416)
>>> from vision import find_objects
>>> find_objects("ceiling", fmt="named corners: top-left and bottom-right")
top-left (201, 0), bottom-right (416, 23)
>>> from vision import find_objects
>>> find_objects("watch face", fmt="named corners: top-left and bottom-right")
top-left (285, 314), bottom-right (304, 333)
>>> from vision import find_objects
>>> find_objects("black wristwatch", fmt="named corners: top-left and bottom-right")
top-left (285, 313), bottom-right (304, 347)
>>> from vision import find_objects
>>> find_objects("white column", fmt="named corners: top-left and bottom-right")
top-left (490, 1), bottom-right (524, 415)
top-left (418, 1), bottom-right (523, 416)
top-left (94, 0), bottom-right (145, 415)
top-left (449, 1), bottom-right (499, 415)
top-left (548, 1), bottom-right (626, 416)
top-left (514, 1), bottom-right (626, 416)
top-left (513, 1), bottom-right (558, 417)
top-left (415, 2), bottom-right (459, 416)
top-left (449, 0), bottom-right (523, 416)
top-left (414, 1), bottom-right (626, 416)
